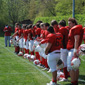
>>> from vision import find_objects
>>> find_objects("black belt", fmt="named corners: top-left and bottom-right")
top-left (55, 52), bottom-right (61, 53)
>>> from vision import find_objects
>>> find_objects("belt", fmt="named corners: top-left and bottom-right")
top-left (55, 52), bottom-right (61, 53)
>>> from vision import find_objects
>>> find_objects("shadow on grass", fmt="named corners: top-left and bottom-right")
top-left (65, 75), bottom-right (85, 85)
top-left (79, 75), bottom-right (85, 80)
top-left (78, 75), bottom-right (85, 84)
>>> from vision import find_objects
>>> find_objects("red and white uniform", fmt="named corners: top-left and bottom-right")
top-left (35, 28), bottom-right (41, 37)
top-left (28, 29), bottom-right (34, 55)
top-left (44, 30), bottom-right (49, 38)
top-left (46, 33), bottom-right (63, 72)
top-left (65, 26), bottom-right (70, 33)
top-left (59, 27), bottom-right (69, 79)
top-left (40, 29), bottom-right (45, 39)
top-left (14, 27), bottom-right (19, 40)
top-left (67, 25), bottom-right (84, 71)
top-left (18, 29), bottom-right (24, 48)
top-left (83, 27), bottom-right (85, 43)
top-left (59, 27), bottom-right (68, 67)
top-left (23, 29), bottom-right (29, 50)
top-left (32, 26), bottom-right (36, 38)
top-left (53, 26), bottom-right (59, 33)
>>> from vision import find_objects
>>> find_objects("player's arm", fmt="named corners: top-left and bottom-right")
top-left (74, 35), bottom-right (80, 57)
top-left (45, 43), bottom-right (52, 55)
top-left (11, 31), bottom-right (18, 38)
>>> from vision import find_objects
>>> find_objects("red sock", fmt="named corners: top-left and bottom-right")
top-left (71, 81), bottom-right (78, 85)
top-left (63, 67), bottom-right (68, 79)
top-left (71, 81), bottom-right (75, 85)
top-left (52, 78), bottom-right (56, 83)
top-left (26, 49), bottom-right (29, 54)
top-left (45, 59), bottom-right (49, 68)
top-left (35, 52), bottom-right (40, 60)
top-left (24, 48), bottom-right (27, 53)
top-left (75, 81), bottom-right (78, 85)
top-left (31, 51), bottom-right (34, 55)
top-left (15, 46), bottom-right (19, 53)
top-left (40, 60), bottom-right (42, 65)
top-left (42, 57), bottom-right (45, 66)
top-left (35, 52), bottom-right (38, 59)
top-left (38, 52), bottom-right (40, 60)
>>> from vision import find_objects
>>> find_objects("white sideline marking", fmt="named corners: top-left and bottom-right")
top-left (0, 43), bottom-right (61, 84)
top-left (0, 44), bottom-right (51, 80)
top-left (78, 78), bottom-right (85, 82)
top-left (0, 72), bottom-right (38, 75)
top-left (80, 55), bottom-right (85, 61)
top-left (1, 43), bottom-right (85, 84)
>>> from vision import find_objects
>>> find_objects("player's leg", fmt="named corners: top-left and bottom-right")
top-left (67, 49), bottom-right (78, 85)
top-left (47, 52), bottom-right (60, 84)
top-left (60, 48), bottom-right (68, 81)
top-left (5, 36), bottom-right (7, 47)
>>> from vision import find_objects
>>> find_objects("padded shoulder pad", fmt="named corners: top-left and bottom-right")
top-left (72, 25), bottom-right (82, 30)
top-left (47, 33), bottom-right (54, 38)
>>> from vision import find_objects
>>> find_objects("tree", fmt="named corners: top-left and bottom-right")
top-left (1, 0), bottom-right (30, 30)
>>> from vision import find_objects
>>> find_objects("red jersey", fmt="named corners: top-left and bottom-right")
top-left (65, 26), bottom-right (70, 31)
top-left (46, 33), bottom-right (63, 53)
top-left (44, 30), bottom-right (49, 38)
top-left (67, 25), bottom-right (84, 50)
top-left (23, 29), bottom-right (28, 41)
top-left (28, 29), bottom-right (33, 40)
top-left (83, 27), bottom-right (85, 40)
top-left (53, 26), bottom-right (59, 33)
top-left (59, 27), bottom-right (68, 49)
top-left (40, 30), bottom-right (45, 39)
top-left (3, 26), bottom-right (12, 36)
top-left (32, 26), bottom-right (36, 37)
top-left (35, 28), bottom-right (41, 36)
top-left (18, 29), bottom-right (23, 37)
top-left (15, 27), bottom-right (19, 36)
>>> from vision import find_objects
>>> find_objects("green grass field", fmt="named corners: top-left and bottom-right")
top-left (0, 37), bottom-right (85, 85)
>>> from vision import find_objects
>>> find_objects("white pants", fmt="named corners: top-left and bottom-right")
top-left (60, 48), bottom-right (68, 67)
top-left (19, 38), bottom-right (24, 48)
top-left (67, 49), bottom-right (74, 71)
top-left (47, 50), bottom-right (60, 72)
top-left (15, 36), bottom-right (19, 40)
top-left (29, 40), bottom-right (34, 52)
top-left (26, 39), bottom-right (29, 49)
top-left (23, 39), bottom-right (29, 49)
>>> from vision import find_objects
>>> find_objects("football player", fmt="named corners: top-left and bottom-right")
top-left (58, 20), bottom-right (69, 81)
top-left (45, 26), bottom-right (63, 85)
top-left (51, 20), bottom-right (59, 33)
top-left (67, 18), bottom-right (84, 85)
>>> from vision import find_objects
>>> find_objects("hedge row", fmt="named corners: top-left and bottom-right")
top-left (34, 14), bottom-right (85, 26)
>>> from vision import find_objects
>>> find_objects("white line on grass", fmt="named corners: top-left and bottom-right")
top-left (0, 44), bottom-right (51, 80)
top-left (1, 44), bottom-right (85, 84)
top-left (78, 78), bottom-right (85, 82)
top-left (80, 55), bottom-right (85, 61)
top-left (0, 44), bottom-right (62, 84)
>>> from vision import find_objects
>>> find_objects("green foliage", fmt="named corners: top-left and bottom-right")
top-left (0, 0), bottom-right (85, 31)
top-left (34, 15), bottom-right (72, 24)
top-left (75, 14), bottom-right (85, 26)
top-left (34, 14), bottom-right (85, 26)
top-left (55, 0), bottom-right (72, 15)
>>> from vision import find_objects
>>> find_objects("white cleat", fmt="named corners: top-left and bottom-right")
top-left (47, 81), bottom-right (57, 85)
top-left (47, 69), bottom-right (51, 73)
top-left (59, 78), bottom-right (68, 82)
